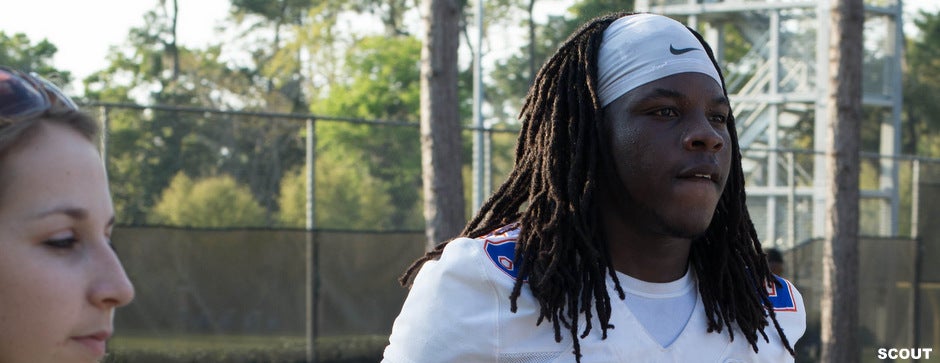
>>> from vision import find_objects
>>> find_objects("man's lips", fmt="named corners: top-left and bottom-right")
top-left (72, 331), bottom-right (111, 357)
top-left (677, 163), bottom-right (720, 183)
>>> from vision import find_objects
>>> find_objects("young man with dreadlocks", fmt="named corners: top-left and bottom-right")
top-left (384, 12), bottom-right (805, 362)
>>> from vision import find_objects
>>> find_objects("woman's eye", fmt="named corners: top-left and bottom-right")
top-left (44, 237), bottom-right (79, 249)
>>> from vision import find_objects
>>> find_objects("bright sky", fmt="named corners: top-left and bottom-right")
top-left (0, 0), bottom-right (231, 94)
top-left (1, 0), bottom-right (937, 96)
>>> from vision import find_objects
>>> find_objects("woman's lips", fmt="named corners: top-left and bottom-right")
top-left (72, 331), bottom-right (111, 357)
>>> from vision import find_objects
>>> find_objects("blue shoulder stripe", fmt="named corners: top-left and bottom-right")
top-left (766, 276), bottom-right (798, 312)
top-left (484, 239), bottom-right (521, 280)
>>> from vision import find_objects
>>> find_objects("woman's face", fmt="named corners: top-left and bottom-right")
top-left (0, 122), bottom-right (134, 363)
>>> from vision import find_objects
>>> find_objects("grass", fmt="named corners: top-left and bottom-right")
top-left (113, 334), bottom-right (306, 350)
top-left (105, 334), bottom-right (387, 363)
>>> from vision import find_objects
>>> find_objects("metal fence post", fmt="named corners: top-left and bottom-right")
top-left (99, 105), bottom-right (109, 169)
top-left (909, 158), bottom-right (922, 359)
top-left (912, 159), bottom-right (920, 239)
top-left (306, 117), bottom-right (318, 363)
top-left (787, 151), bottom-right (796, 249)
top-left (471, 0), bottom-right (485, 212)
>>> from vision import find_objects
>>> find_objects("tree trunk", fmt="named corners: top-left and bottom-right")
top-left (169, 0), bottom-right (180, 80)
top-left (821, 0), bottom-right (863, 361)
top-left (420, 0), bottom-right (465, 250)
top-left (527, 0), bottom-right (537, 85)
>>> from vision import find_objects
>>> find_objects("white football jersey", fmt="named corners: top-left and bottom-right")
top-left (383, 226), bottom-right (805, 363)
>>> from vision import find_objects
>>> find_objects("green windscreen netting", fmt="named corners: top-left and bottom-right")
top-left (112, 228), bottom-right (424, 349)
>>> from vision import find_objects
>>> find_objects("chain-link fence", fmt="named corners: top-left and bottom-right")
top-left (89, 103), bottom-right (940, 361)
top-left (113, 228), bottom-right (423, 336)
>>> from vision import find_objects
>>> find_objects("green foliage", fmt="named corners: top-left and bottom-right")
top-left (83, 2), bottom-right (307, 226)
top-left (904, 10), bottom-right (940, 157)
top-left (344, 0), bottom-right (414, 36)
top-left (231, 0), bottom-right (314, 22)
top-left (487, 0), bottom-right (634, 123)
top-left (0, 31), bottom-right (69, 82)
top-left (151, 172), bottom-right (267, 228)
top-left (278, 162), bottom-right (396, 229)
top-left (720, 23), bottom-right (752, 67)
top-left (307, 154), bottom-right (391, 230)
top-left (566, 0), bottom-right (635, 28)
top-left (278, 166), bottom-right (308, 228)
top-left (309, 35), bottom-right (424, 230)
top-left (315, 36), bottom-right (420, 120)
top-left (84, 8), bottom-right (224, 224)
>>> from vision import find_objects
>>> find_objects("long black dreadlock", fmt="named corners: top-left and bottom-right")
top-left (401, 11), bottom-right (795, 362)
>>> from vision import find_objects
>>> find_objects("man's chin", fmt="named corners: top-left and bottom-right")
top-left (665, 220), bottom-right (713, 240)
top-left (677, 231), bottom-right (708, 240)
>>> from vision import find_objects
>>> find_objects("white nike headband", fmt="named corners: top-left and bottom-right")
top-left (597, 13), bottom-right (723, 107)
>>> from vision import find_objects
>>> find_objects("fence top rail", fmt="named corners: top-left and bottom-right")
top-left (743, 146), bottom-right (940, 163)
top-left (84, 101), bottom-right (415, 125)
top-left (81, 102), bottom-right (940, 162)
top-left (82, 101), bottom-right (521, 133)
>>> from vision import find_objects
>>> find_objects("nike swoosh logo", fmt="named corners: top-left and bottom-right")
top-left (670, 45), bottom-right (698, 55)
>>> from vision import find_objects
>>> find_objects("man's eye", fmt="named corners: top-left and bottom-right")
top-left (710, 114), bottom-right (728, 124)
top-left (653, 108), bottom-right (678, 117)
top-left (44, 237), bottom-right (79, 249)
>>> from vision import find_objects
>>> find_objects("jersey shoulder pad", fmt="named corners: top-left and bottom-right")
top-left (766, 275), bottom-right (798, 312)
top-left (481, 224), bottom-right (522, 280)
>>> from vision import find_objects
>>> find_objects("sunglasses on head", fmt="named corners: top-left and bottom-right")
top-left (0, 66), bottom-right (78, 124)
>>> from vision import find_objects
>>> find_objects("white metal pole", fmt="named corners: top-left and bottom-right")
top-left (305, 118), bottom-right (318, 363)
top-left (472, 0), bottom-right (485, 212)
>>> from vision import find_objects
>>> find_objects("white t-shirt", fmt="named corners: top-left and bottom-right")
top-left (618, 269), bottom-right (697, 348)
top-left (383, 226), bottom-right (806, 363)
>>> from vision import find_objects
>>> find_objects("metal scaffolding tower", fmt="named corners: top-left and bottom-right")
top-left (635, 0), bottom-right (905, 249)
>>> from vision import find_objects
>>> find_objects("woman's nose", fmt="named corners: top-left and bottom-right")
top-left (88, 242), bottom-right (135, 309)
